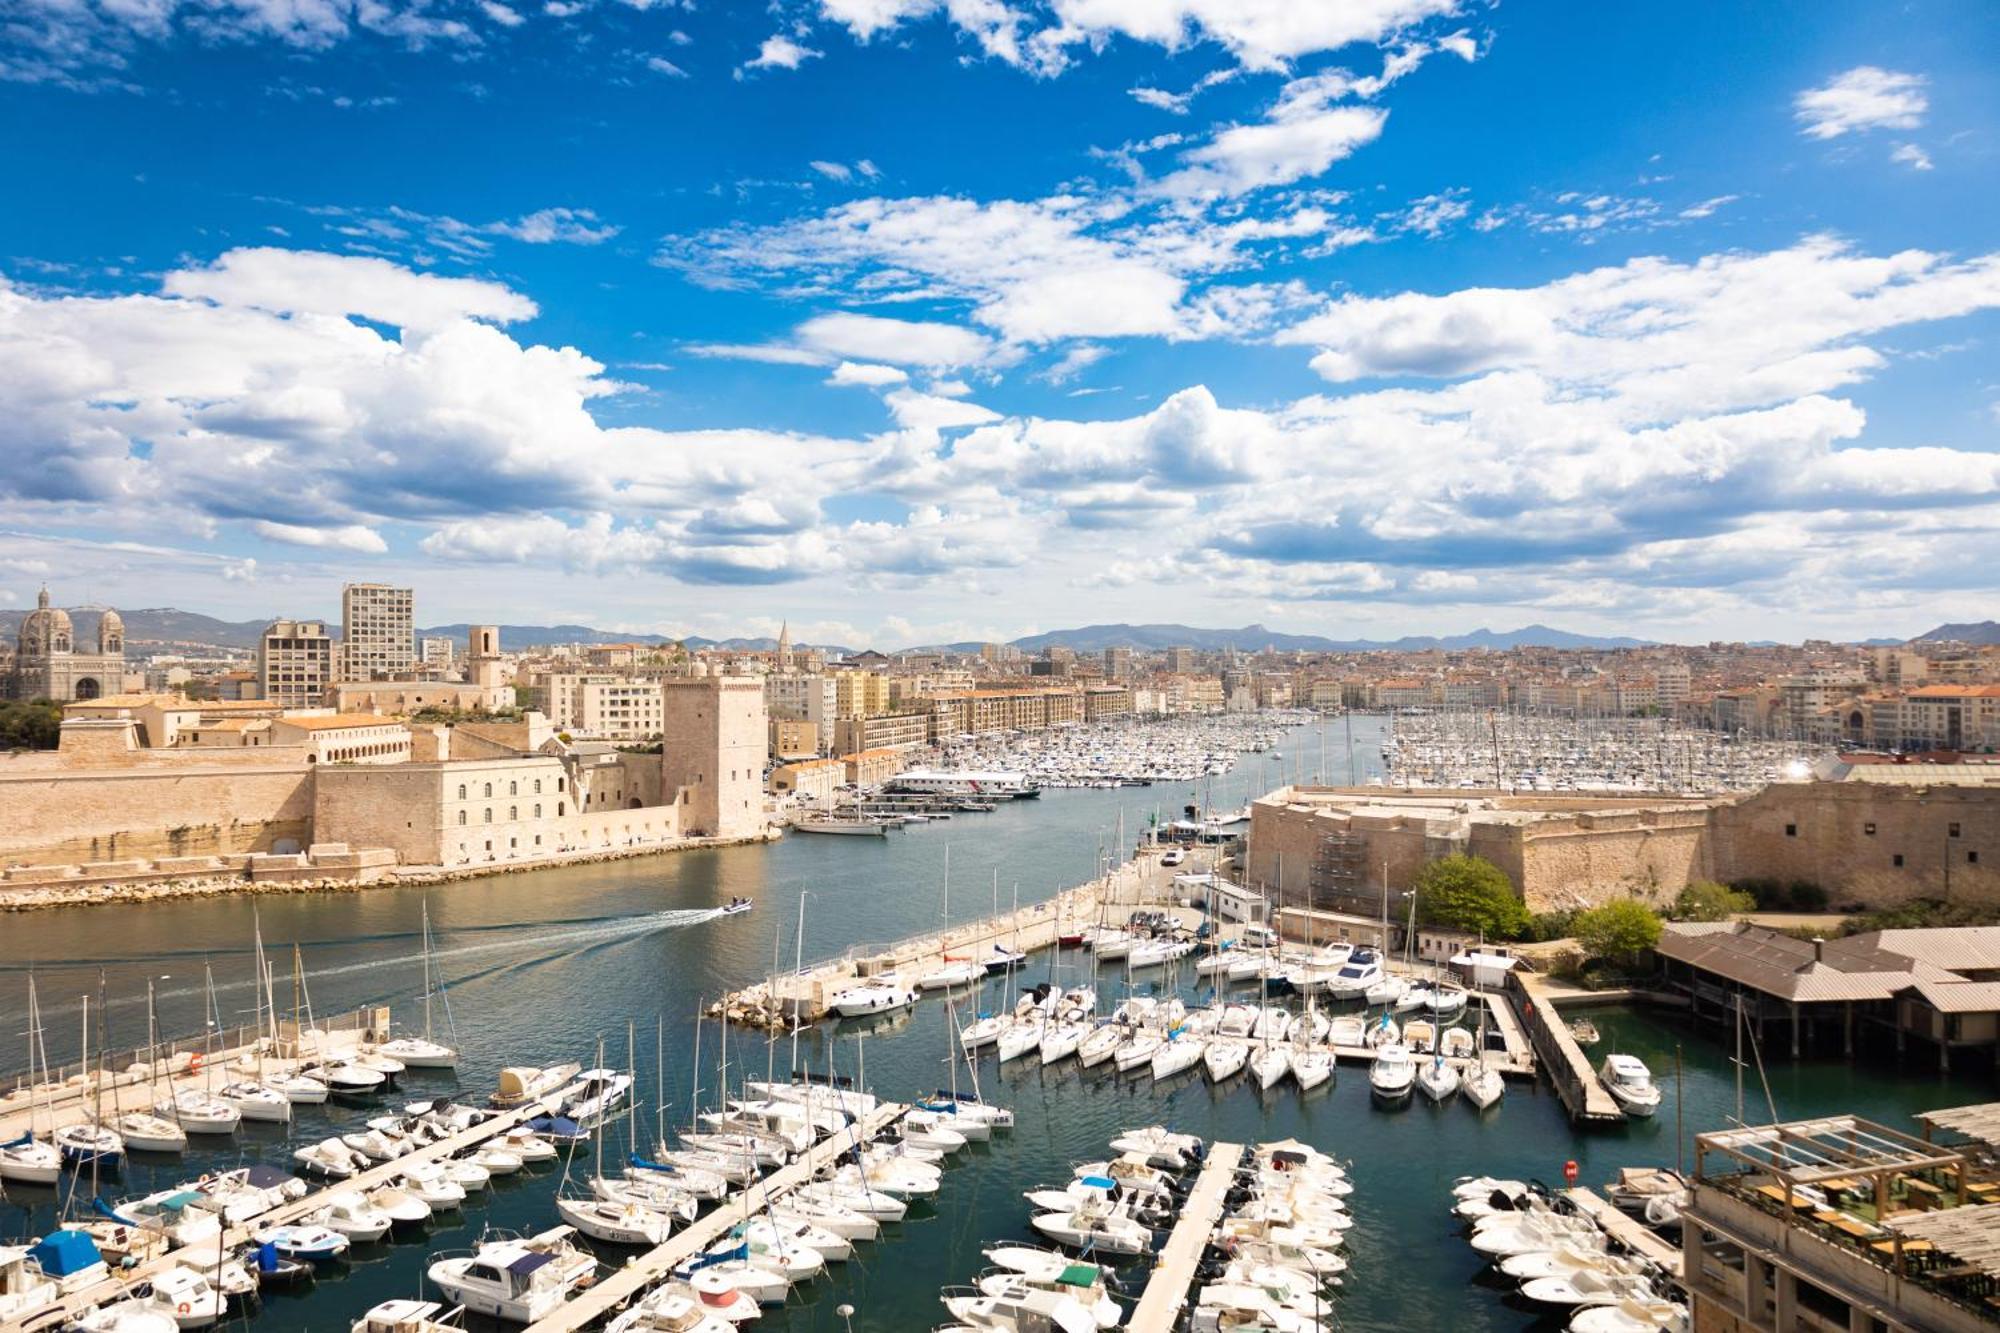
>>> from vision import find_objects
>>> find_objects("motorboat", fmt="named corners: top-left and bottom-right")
top-left (719, 897), bottom-right (754, 916)
top-left (268, 1071), bottom-right (329, 1104)
top-left (56, 1122), bottom-right (126, 1168)
top-left (918, 958), bottom-right (987, 991)
top-left (309, 1192), bottom-right (394, 1243)
top-left (349, 1301), bottom-right (464, 1333)
top-left (1208, 1261), bottom-right (1334, 1323)
top-left (985, 944), bottom-right (1028, 974)
top-left (1523, 1265), bottom-right (1656, 1310)
top-left (1440, 1027), bottom-right (1477, 1060)
top-left (1189, 1283), bottom-right (1321, 1333)
top-left (494, 1126), bottom-right (559, 1164)
top-left (251, 1225), bottom-right (350, 1263)
top-left (610, 1274), bottom-right (756, 1329)
top-left (395, 1161), bottom-right (468, 1210)
top-left (491, 1063), bottom-right (581, 1109)
top-left (1498, 1241), bottom-right (1622, 1282)
top-left (469, 1143), bottom-right (525, 1176)
top-left (0, 1133), bottom-right (62, 1185)
top-left (1326, 1016), bottom-right (1365, 1048)
top-left (605, 1288), bottom-right (734, 1333)
top-left (1469, 1212), bottom-right (1599, 1258)
top-left (1030, 1199), bottom-right (1152, 1255)
top-left (342, 1125), bottom-right (413, 1162)
top-left (742, 1212), bottom-right (851, 1263)
top-left (562, 1069), bottom-right (634, 1126)
top-left (1416, 1054), bottom-right (1460, 1103)
top-left (1598, 1055), bottom-right (1662, 1117)
top-left (318, 1062), bottom-right (389, 1096)
top-left (556, 1194), bottom-right (677, 1246)
top-left (1605, 1167), bottom-right (1687, 1220)
top-left (366, 1186), bottom-right (434, 1228)
top-left (375, 1036), bottom-right (458, 1070)
top-left (669, 1255), bottom-right (788, 1307)
top-left (139, 1263), bottom-right (226, 1329)
top-left (1250, 1008), bottom-right (1293, 1043)
top-left (1205, 1038), bottom-right (1250, 1082)
top-left (115, 1114), bottom-right (187, 1155)
top-left (1568, 1298), bottom-right (1689, 1332)
top-left (0, 1244), bottom-right (59, 1322)
top-left (217, 1082), bottom-right (292, 1124)
top-left (75, 1302), bottom-right (179, 1333)
top-left (942, 1281), bottom-right (1100, 1333)
top-left (900, 1109), bottom-right (969, 1155)
top-left (1026, 1178), bottom-right (1170, 1229)
top-left (981, 1247), bottom-right (1123, 1330)
top-left (831, 979), bottom-right (918, 1019)
top-left (1362, 975), bottom-right (1410, 1008)
top-left (1403, 1019), bottom-right (1436, 1054)
top-left (109, 1189), bottom-right (222, 1249)
top-left (1368, 1043), bottom-right (1416, 1102)
top-left (1107, 1126), bottom-right (1203, 1170)
top-left (427, 1227), bottom-right (599, 1323)
top-left (355, 1052), bottom-right (407, 1085)
top-left (194, 1167), bottom-right (307, 1226)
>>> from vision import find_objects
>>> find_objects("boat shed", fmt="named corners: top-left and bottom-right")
top-left (1654, 922), bottom-right (2000, 1070)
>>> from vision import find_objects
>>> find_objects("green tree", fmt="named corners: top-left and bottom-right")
top-left (1672, 880), bottom-right (1755, 922)
top-left (1573, 899), bottom-right (1663, 964)
top-left (0, 699), bottom-right (62, 750)
top-left (1412, 854), bottom-right (1530, 941)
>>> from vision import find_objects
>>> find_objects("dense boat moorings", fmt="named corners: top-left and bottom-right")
top-left (935, 712), bottom-right (1315, 788)
top-left (1382, 711), bottom-right (1830, 794)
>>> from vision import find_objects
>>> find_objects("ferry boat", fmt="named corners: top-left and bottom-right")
top-left (884, 770), bottom-right (1041, 799)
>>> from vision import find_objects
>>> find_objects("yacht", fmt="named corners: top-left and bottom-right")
top-left (309, 1192), bottom-right (395, 1244)
top-left (1029, 1198), bottom-right (1152, 1255)
top-left (831, 978), bottom-right (918, 1019)
top-left (1598, 1055), bottom-right (1662, 1117)
top-left (917, 958), bottom-right (986, 991)
top-left (217, 1082), bottom-right (292, 1124)
top-left (605, 1290), bottom-right (733, 1333)
top-left (427, 1227), bottom-right (598, 1323)
top-left (1368, 1043), bottom-right (1417, 1102)
top-left (1322, 950), bottom-right (1384, 999)
top-left (140, 1264), bottom-right (226, 1329)
top-left (350, 1301), bottom-right (466, 1333)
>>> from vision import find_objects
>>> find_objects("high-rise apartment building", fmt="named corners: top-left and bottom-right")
top-left (1104, 646), bottom-right (1133, 679)
top-left (1165, 646), bottom-right (1196, 675)
top-left (259, 619), bottom-right (334, 708)
top-left (339, 583), bottom-right (414, 682)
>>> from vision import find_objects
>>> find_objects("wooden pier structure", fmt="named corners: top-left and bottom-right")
top-left (519, 1102), bottom-right (909, 1333)
top-left (1127, 1141), bottom-right (1244, 1333)
top-left (1562, 1186), bottom-right (1685, 1281)
top-left (1514, 973), bottom-right (1625, 1124)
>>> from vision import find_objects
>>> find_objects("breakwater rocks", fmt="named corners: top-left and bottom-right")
top-left (0, 827), bottom-right (781, 912)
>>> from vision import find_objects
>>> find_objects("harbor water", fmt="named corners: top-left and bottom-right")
top-left (1, 716), bottom-right (1983, 1331)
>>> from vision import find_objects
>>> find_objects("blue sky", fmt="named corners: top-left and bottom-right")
top-left (1, 0), bottom-right (1996, 647)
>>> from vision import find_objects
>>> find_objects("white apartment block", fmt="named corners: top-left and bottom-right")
top-left (543, 672), bottom-right (666, 740)
top-left (259, 619), bottom-right (334, 709)
top-left (339, 583), bottom-right (414, 682)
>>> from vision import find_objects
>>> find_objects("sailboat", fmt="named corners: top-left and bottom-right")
top-left (917, 848), bottom-right (985, 991)
top-left (156, 965), bottom-right (241, 1134)
top-left (375, 901), bottom-right (459, 1068)
top-left (2, 977), bottom-right (66, 1184)
top-left (116, 981), bottom-right (188, 1154)
top-left (53, 990), bottom-right (124, 1169)
top-left (1462, 998), bottom-right (1505, 1110)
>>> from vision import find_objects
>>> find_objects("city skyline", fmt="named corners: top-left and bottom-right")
top-left (2, 1), bottom-right (1996, 647)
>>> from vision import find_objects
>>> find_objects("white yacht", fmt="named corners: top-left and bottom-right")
top-left (427, 1227), bottom-right (598, 1323)
top-left (217, 1082), bottom-right (292, 1124)
top-left (1598, 1054), bottom-right (1662, 1117)
top-left (1368, 1043), bottom-right (1417, 1102)
top-left (1322, 950), bottom-right (1384, 999)
top-left (830, 978), bottom-right (918, 1019)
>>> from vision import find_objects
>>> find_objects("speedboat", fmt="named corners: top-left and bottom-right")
top-left (427, 1227), bottom-right (599, 1323)
top-left (605, 1288), bottom-right (733, 1333)
top-left (0, 1134), bottom-right (62, 1185)
top-left (218, 1082), bottom-right (292, 1123)
top-left (490, 1063), bottom-right (580, 1109)
top-left (395, 1161), bottom-right (467, 1210)
top-left (268, 1071), bottom-right (329, 1105)
top-left (943, 1282), bottom-right (1100, 1333)
top-left (374, 1036), bottom-right (457, 1070)
top-left (831, 979), bottom-right (918, 1019)
top-left (1498, 1240), bottom-right (1621, 1281)
top-left (1326, 1015), bottom-right (1365, 1048)
top-left (981, 1247), bottom-right (1123, 1330)
top-left (1598, 1055), bottom-right (1662, 1117)
top-left (75, 1303), bottom-right (179, 1333)
top-left (1368, 1043), bottom-right (1416, 1102)
top-left (610, 1274), bottom-right (755, 1330)
top-left (366, 1186), bottom-right (434, 1228)
top-left (349, 1301), bottom-right (464, 1333)
top-left (1521, 1267), bottom-right (1655, 1309)
top-left (1030, 1199), bottom-right (1152, 1255)
top-left (562, 1069), bottom-right (634, 1126)
top-left (111, 1189), bottom-right (222, 1249)
top-left (719, 897), bottom-right (754, 916)
top-left (194, 1166), bottom-right (307, 1226)
top-left (309, 1192), bottom-right (394, 1243)
top-left (1107, 1125), bottom-right (1203, 1170)
top-left (1569, 1298), bottom-right (1689, 1332)
top-left (252, 1224), bottom-right (350, 1264)
top-left (115, 1114), bottom-right (187, 1155)
top-left (1416, 1054), bottom-right (1459, 1103)
top-left (56, 1122), bottom-right (126, 1168)
top-left (342, 1125), bottom-right (412, 1162)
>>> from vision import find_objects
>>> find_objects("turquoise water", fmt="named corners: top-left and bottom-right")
top-left (0, 716), bottom-right (1981, 1331)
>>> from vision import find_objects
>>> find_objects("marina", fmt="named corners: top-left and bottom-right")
top-left (0, 719), bottom-right (1987, 1333)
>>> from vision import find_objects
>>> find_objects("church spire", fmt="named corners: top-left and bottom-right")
top-left (777, 620), bottom-right (794, 671)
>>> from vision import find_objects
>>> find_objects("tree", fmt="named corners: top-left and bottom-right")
top-left (1412, 854), bottom-right (1530, 941)
top-left (1672, 880), bottom-right (1756, 922)
top-left (0, 699), bottom-right (62, 750)
top-left (1573, 899), bottom-right (1663, 964)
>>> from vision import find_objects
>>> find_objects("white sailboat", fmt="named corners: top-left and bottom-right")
top-left (2, 977), bottom-right (65, 1185)
top-left (375, 901), bottom-right (460, 1068)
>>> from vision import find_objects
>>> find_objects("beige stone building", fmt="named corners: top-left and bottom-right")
top-left (832, 711), bottom-right (929, 755)
top-left (770, 756), bottom-right (841, 803)
top-left (259, 619), bottom-right (333, 709)
top-left (769, 718), bottom-right (820, 761)
top-left (270, 714), bottom-right (413, 765)
top-left (660, 676), bottom-right (766, 839)
top-left (9, 589), bottom-right (127, 702)
top-left (843, 747), bottom-right (905, 788)
top-left (338, 583), bottom-right (414, 682)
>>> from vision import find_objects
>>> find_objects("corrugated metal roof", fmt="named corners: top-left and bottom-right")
top-left (1866, 927), bottom-right (2000, 972)
top-left (1906, 981), bottom-right (2000, 1013)
top-left (1657, 923), bottom-right (1963, 1003)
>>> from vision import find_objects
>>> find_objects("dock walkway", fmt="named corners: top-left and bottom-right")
top-left (1127, 1141), bottom-right (1244, 1333)
top-left (1514, 973), bottom-right (1623, 1123)
top-left (520, 1102), bottom-right (908, 1333)
top-left (1562, 1187), bottom-right (1684, 1281)
top-left (0, 1079), bottom-right (591, 1333)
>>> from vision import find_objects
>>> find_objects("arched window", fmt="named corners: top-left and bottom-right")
top-left (509, 806), bottom-right (518, 820)
top-left (457, 811), bottom-right (467, 826)
top-left (483, 808), bottom-right (493, 823)
top-left (557, 802), bottom-right (566, 817)
top-left (534, 779), bottom-right (543, 794)
top-left (483, 782), bottom-right (493, 798)
top-left (534, 804), bottom-right (542, 818)
top-left (510, 781), bottom-right (518, 796)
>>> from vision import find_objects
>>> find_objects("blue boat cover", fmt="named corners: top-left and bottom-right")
top-left (1079, 1176), bottom-right (1116, 1190)
top-left (29, 1229), bottom-right (102, 1278)
top-left (529, 1116), bottom-right (583, 1136)
top-left (506, 1251), bottom-right (554, 1276)
top-left (683, 1243), bottom-right (747, 1272)
top-left (256, 1242), bottom-right (279, 1273)
top-left (629, 1153), bottom-right (674, 1173)
top-left (243, 1165), bottom-right (295, 1190)
top-left (1, 1131), bottom-right (32, 1150)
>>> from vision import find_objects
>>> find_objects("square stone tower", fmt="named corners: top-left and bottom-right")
top-left (661, 675), bottom-right (768, 838)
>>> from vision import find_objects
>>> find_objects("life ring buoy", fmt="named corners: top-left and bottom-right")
top-left (189, 1053), bottom-right (203, 1071)
top-left (177, 1302), bottom-right (192, 1315)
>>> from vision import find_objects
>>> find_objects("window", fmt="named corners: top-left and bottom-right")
top-left (1785, 823), bottom-right (1797, 837)
top-left (1971, 851), bottom-right (1980, 865)
top-left (534, 779), bottom-right (542, 794)
top-left (1950, 821), bottom-right (1962, 838)
top-left (557, 802), bottom-right (565, 816)
top-left (1864, 822), bottom-right (1876, 836)
top-left (483, 782), bottom-right (493, 798)
top-left (1893, 854), bottom-right (1905, 867)
top-left (558, 777), bottom-right (566, 793)
top-left (457, 811), bottom-right (466, 826)
top-left (484, 808), bottom-right (493, 823)
top-left (457, 784), bottom-right (467, 799)
top-left (510, 781), bottom-right (518, 796)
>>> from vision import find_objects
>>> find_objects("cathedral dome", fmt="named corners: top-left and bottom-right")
top-left (98, 608), bottom-right (124, 655)
top-left (20, 587), bottom-right (72, 656)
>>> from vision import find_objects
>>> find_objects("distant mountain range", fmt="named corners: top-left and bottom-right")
top-left (1912, 621), bottom-right (2000, 646)
top-left (1, 605), bottom-right (1980, 656)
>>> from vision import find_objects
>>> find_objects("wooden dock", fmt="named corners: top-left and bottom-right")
top-left (519, 1102), bottom-right (908, 1333)
top-left (1514, 973), bottom-right (1624, 1124)
top-left (1126, 1141), bottom-right (1244, 1333)
top-left (1562, 1186), bottom-right (1684, 1281)
top-left (0, 1077), bottom-right (591, 1333)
